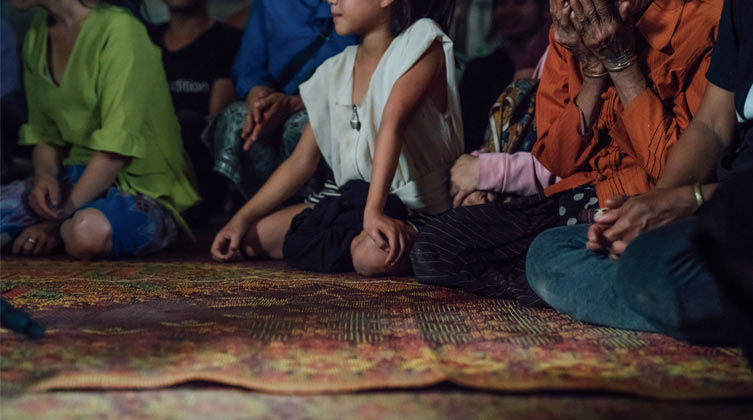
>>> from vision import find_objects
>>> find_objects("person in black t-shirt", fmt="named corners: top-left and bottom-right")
top-left (149, 0), bottom-right (241, 121)
top-left (148, 0), bottom-right (242, 225)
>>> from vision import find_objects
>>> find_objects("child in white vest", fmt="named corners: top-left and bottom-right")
top-left (211, 0), bottom-right (463, 276)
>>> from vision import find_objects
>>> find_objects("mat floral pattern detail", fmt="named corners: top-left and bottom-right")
top-left (1, 258), bottom-right (752, 399)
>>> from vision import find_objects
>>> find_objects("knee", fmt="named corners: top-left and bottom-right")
top-left (61, 209), bottom-right (112, 260)
top-left (351, 234), bottom-right (390, 277)
top-left (525, 226), bottom-right (589, 299)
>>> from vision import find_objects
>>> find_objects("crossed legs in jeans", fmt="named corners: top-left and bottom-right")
top-left (525, 219), bottom-right (737, 344)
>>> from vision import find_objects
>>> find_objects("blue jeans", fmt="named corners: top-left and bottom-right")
top-left (525, 220), bottom-right (736, 344)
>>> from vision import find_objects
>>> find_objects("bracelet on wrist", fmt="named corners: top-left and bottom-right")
top-left (605, 55), bottom-right (637, 73)
top-left (582, 67), bottom-right (608, 79)
top-left (693, 182), bottom-right (704, 207)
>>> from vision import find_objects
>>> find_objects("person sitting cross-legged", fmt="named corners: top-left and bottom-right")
top-left (204, 0), bottom-right (358, 201)
top-left (0, 0), bottom-right (199, 259)
top-left (147, 0), bottom-right (242, 225)
top-left (526, 0), bottom-right (753, 348)
top-left (410, 0), bottom-right (722, 305)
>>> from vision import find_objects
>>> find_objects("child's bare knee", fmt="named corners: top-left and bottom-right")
top-left (351, 234), bottom-right (389, 277)
top-left (241, 224), bottom-right (266, 259)
top-left (61, 208), bottom-right (112, 260)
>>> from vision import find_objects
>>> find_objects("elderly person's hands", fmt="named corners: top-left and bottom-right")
top-left (241, 86), bottom-right (304, 151)
top-left (550, 0), bottom-right (606, 74)
top-left (568, 0), bottom-right (637, 69)
top-left (586, 186), bottom-right (701, 258)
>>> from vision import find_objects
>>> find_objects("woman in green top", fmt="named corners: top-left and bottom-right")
top-left (1, 0), bottom-right (200, 259)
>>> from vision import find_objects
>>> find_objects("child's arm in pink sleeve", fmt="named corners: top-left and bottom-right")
top-left (477, 152), bottom-right (560, 196)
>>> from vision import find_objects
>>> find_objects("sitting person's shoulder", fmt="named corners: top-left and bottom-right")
top-left (314, 44), bottom-right (357, 76)
top-left (85, 5), bottom-right (151, 44)
top-left (389, 18), bottom-right (450, 61)
top-left (677, 0), bottom-right (725, 27)
top-left (396, 19), bottom-right (446, 43)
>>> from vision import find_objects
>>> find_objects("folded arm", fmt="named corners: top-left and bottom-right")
top-left (364, 41), bottom-right (446, 265)
top-left (589, 82), bottom-right (737, 257)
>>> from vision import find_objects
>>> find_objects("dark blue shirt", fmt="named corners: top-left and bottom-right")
top-left (706, 0), bottom-right (753, 125)
top-left (232, 0), bottom-right (358, 98)
top-left (706, 0), bottom-right (753, 179)
top-left (1, 21), bottom-right (20, 98)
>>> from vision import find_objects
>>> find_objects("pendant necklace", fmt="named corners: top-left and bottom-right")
top-left (350, 105), bottom-right (361, 131)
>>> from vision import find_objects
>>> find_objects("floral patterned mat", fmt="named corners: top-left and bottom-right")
top-left (3, 389), bottom-right (753, 420)
top-left (1, 257), bottom-right (752, 399)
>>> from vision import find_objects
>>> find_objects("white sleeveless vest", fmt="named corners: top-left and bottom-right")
top-left (300, 19), bottom-right (464, 215)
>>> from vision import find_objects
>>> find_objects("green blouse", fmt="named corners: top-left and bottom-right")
top-left (19, 6), bottom-right (200, 235)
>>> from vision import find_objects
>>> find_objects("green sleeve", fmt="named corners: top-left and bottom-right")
top-left (88, 18), bottom-right (165, 158)
top-left (18, 17), bottom-right (65, 148)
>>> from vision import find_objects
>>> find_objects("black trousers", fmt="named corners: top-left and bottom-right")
top-left (410, 194), bottom-right (559, 307)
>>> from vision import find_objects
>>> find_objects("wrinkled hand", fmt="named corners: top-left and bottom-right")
top-left (550, 0), bottom-right (605, 73)
top-left (450, 154), bottom-right (480, 207)
top-left (586, 186), bottom-right (699, 258)
top-left (12, 221), bottom-right (59, 256)
top-left (363, 209), bottom-right (417, 267)
top-left (211, 216), bottom-right (251, 262)
top-left (568, 0), bottom-right (635, 66)
top-left (242, 87), bottom-right (297, 150)
top-left (28, 173), bottom-right (61, 220)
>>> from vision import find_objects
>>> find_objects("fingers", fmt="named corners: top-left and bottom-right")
top-left (558, 1), bottom-right (575, 29)
top-left (569, 1), bottom-right (587, 32)
top-left (12, 235), bottom-right (39, 255)
top-left (29, 188), bottom-right (58, 220)
top-left (609, 239), bottom-right (627, 256)
top-left (605, 194), bottom-right (628, 209)
top-left (593, 206), bottom-right (621, 224)
top-left (461, 191), bottom-right (487, 207)
top-left (601, 216), bottom-right (633, 244)
top-left (385, 227), bottom-right (400, 267)
top-left (386, 223), bottom-right (414, 267)
top-left (551, 0), bottom-right (568, 22)
top-left (367, 228), bottom-right (388, 252)
top-left (11, 235), bottom-right (25, 255)
top-left (228, 232), bottom-right (241, 260)
top-left (255, 96), bottom-right (277, 113)
top-left (591, 0), bottom-right (611, 20)
top-left (31, 237), bottom-right (46, 256)
top-left (241, 112), bottom-right (255, 149)
top-left (46, 182), bottom-right (60, 210)
top-left (617, 0), bottom-right (632, 23)
top-left (211, 234), bottom-right (231, 262)
top-left (251, 97), bottom-right (269, 127)
top-left (586, 222), bottom-right (610, 252)
top-left (452, 189), bottom-right (472, 208)
top-left (249, 122), bottom-right (265, 144)
top-left (578, 0), bottom-right (599, 23)
top-left (210, 237), bottom-right (224, 261)
top-left (449, 181), bottom-right (458, 198)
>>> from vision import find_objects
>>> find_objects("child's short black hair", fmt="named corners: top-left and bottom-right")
top-left (389, 0), bottom-right (457, 36)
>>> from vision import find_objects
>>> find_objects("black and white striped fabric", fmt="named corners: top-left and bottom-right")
top-left (410, 194), bottom-right (560, 307)
top-left (305, 182), bottom-right (435, 230)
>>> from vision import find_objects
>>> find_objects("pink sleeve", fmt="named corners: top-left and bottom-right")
top-left (477, 152), bottom-right (560, 196)
top-left (531, 45), bottom-right (549, 80)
